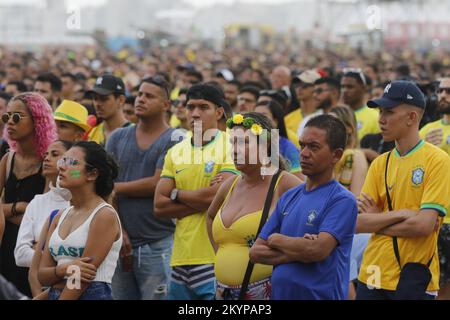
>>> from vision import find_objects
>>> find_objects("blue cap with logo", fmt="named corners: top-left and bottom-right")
top-left (367, 80), bottom-right (426, 110)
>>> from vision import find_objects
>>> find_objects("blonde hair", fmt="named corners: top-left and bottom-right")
top-left (330, 106), bottom-right (359, 149)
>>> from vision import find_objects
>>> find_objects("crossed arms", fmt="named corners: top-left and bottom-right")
top-left (356, 193), bottom-right (440, 238)
top-left (154, 172), bottom-right (235, 219)
top-left (250, 232), bottom-right (338, 266)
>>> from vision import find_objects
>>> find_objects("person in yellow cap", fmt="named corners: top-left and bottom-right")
top-left (54, 100), bottom-right (91, 142)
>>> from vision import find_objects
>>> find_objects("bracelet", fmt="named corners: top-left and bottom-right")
top-left (54, 266), bottom-right (60, 279)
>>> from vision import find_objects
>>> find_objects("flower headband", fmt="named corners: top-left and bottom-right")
top-left (226, 114), bottom-right (264, 136)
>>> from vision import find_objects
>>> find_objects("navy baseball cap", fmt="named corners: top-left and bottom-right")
top-left (367, 80), bottom-right (426, 110)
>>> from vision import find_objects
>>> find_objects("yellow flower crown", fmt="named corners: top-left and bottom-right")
top-left (226, 114), bottom-right (264, 136)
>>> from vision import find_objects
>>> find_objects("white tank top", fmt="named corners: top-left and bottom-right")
top-left (48, 203), bottom-right (122, 284)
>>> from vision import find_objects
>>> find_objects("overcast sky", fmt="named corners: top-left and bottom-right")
top-left (0, 0), bottom-right (308, 7)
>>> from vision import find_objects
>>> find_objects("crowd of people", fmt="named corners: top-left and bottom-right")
top-left (0, 43), bottom-right (449, 300)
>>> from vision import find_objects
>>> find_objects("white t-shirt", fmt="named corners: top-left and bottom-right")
top-left (14, 183), bottom-right (71, 267)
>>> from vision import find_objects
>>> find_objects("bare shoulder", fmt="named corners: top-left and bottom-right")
top-left (220, 174), bottom-right (238, 192)
top-left (93, 206), bottom-right (119, 224)
top-left (353, 149), bottom-right (367, 162)
top-left (278, 171), bottom-right (302, 195)
top-left (216, 175), bottom-right (238, 202)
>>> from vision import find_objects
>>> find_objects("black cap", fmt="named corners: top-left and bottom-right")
top-left (90, 74), bottom-right (125, 96)
top-left (187, 84), bottom-right (228, 109)
top-left (176, 63), bottom-right (196, 72)
top-left (368, 81), bottom-right (426, 110)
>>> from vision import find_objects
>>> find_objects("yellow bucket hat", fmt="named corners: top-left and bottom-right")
top-left (54, 100), bottom-right (91, 132)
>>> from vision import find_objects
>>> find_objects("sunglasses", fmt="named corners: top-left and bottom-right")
top-left (172, 99), bottom-right (186, 107)
top-left (142, 76), bottom-right (170, 98)
top-left (57, 157), bottom-right (96, 170)
top-left (343, 68), bottom-right (367, 86)
top-left (260, 90), bottom-right (278, 96)
top-left (437, 88), bottom-right (450, 95)
top-left (313, 88), bottom-right (331, 95)
top-left (57, 157), bottom-right (80, 169)
top-left (2, 113), bottom-right (29, 124)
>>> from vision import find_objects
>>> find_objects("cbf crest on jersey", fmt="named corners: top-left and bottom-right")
top-left (205, 161), bottom-right (215, 174)
top-left (306, 210), bottom-right (318, 226)
top-left (357, 121), bottom-right (363, 131)
top-left (412, 167), bottom-right (425, 186)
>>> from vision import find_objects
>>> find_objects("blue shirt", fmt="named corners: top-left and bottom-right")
top-left (259, 180), bottom-right (357, 300)
top-left (279, 136), bottom-right (300, 173)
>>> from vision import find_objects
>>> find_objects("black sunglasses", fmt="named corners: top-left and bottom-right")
top-left (142, 76), bottom-right (170, 98)
top-left (313, 88), bottom-right (330, 95)
top-left (172, 99), bottom-right (186, 107)
top-left (2, 113), bottom-right (28, 124)
top-left (260, 90), bottom-right (278, 96)
top-left (437, 88), bottom-right (450, 95)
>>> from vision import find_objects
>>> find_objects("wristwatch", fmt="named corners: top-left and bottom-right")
top-left (170, 189), bottom-right (179, 202)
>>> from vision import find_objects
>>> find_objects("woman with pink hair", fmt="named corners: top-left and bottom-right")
top-left (0, 93), bottom-right (57, 297)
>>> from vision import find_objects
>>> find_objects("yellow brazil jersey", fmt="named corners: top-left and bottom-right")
top-left (88, 122), bottom-right (134, 146)
top-left (355, 106), bottom-right (380, 141)
top-left (161, 130), bottom-right (239, 267)
top-left (170, 87), bottom-right (180, 100)
top-left (284, 110), bottom-right (303, 136)
top-left (420, 120), bottom-right (450, 157)
top-left (87, 122), bottom-right (106, 146)
top-left (287, 129), bottom-right (300, 148)
top-left (169, 114), bottom-right (181, 129)
top-left (334, 149), bottom-right (357, 190)
top-left (420, 120), bottom-right (450, 224)
top-left (358, 141), bottom-right (450, 291)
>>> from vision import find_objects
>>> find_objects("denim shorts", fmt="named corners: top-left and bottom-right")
top-left (48, 282), bottom-right (113, 300)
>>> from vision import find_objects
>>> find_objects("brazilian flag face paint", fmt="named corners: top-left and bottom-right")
top-left (70, 170), bottom-right (81, 178)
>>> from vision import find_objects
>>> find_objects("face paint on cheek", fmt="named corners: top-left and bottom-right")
top-left (70, 170), bottom-right (81, 178)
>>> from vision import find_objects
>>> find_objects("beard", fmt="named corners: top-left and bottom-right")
top-left (317, 97), bottom-right (332, 111)
top-left (439, 100), bottom-right (450, 115)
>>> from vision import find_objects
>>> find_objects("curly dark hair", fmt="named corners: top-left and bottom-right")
top-left (73, 141), bottom-right (119, 199)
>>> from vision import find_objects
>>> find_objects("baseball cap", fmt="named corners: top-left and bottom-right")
top-left (54, 100), bottom-right (91, 132)
top-left (293, 69), bottom-right (322, 85)
top-left (176, 63), bottom-right (196, 72)
top-left (90, 74), bottom-right (126, 96)
top-left (367, 80), bottom-right (426, 110)
top-left (216, 69), bottom-right (234, 82)
top-left (187, 84), bottom-right (228, 109)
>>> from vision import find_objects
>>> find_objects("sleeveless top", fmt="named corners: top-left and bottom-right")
top-left (334, 149), bottom-right (357, 190)
top-left (212, 174), bottom-right (283, 286)
top-left (4, 153), bottom-right (45, 204)
top-left (48, 203), bottom-right (122, 284)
